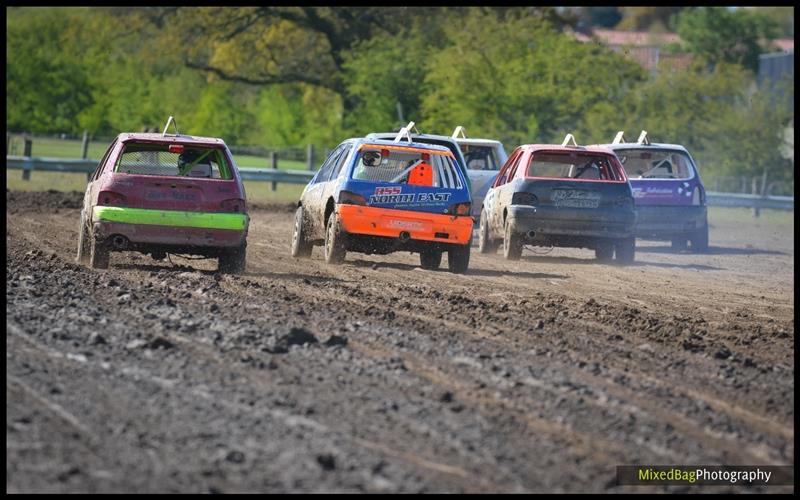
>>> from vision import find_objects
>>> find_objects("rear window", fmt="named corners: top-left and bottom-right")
top-left (115, 142), bottom-right (233, 180)
top-left (461, 144), bottom-right (501, 171)
top-left (352, 147), bottom-right (463, 189)
top-left (615, 149), bottom-right (694, 180)
top-left (527, 152), bottom-right (624, 181)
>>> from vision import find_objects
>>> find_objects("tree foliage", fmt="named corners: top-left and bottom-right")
top-left (674, 7), bottom-right (781, 73)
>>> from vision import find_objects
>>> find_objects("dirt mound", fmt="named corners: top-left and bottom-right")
top-left (6, 189), bottom-right (84, 213)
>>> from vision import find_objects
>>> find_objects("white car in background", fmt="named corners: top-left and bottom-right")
top-left (451, 126), bottom-right (508, 223)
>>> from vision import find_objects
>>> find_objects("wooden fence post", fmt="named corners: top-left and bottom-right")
top-left (271, 151), bottom-right (278, 192)
top-left (307, 144), bottom-right (315, 171)
top-left (6, 133), bottom-right (9, 156)
top-left (81, 130), bottom-right (89, 159)
top-left (22, 138), bottom-right (33, 180)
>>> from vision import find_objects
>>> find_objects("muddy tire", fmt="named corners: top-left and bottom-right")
top-left (614, 237), bottom-right (636, 265)
top-left (595, 240), bottom-right (614, 262)
top-left (219, 244), bottom-right (247, 274)
top-left (420, 249), bottom-right (442, 270)
top-left (447, 243), bottom-right (470, 274)
top-left (324, 212), bottom-right (347, 265)
top-left (291, 206), bottom-right (313, 258)
top-left (76, 211), bottom-right (90, 264)
top-left (89, 235), bottom-right (110, 270)
top-left (689, 224), bottom-right (709, 253)
top-left (503, 221), bottom-right (522, 261)
top-left (478, 210), bottom-right (498, 254)
top-left (671, 237), bottom-right (688, 251)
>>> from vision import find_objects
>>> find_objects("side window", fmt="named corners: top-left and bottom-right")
top-left (92, 139), bottom-right (118, 181)
top-left (328, 144), bottom-right (353, 181)
top-left (508, 151), bottom-right (527, 181)
top-left (314, 145), bottom-right (344, 184)
top-left (494, 149), bottom-right (522, 187)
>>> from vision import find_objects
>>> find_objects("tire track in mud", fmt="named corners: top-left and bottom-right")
top-left (6, 192), bottom-right (794, 493)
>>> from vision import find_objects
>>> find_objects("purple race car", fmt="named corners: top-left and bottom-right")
top-left (598, 131), bottom-right (708, 252)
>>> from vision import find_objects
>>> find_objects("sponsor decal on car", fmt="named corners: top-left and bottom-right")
top-left (552, 189), bottom-right (600, 208)
top-left (368, 186), bottom-right (452, 206)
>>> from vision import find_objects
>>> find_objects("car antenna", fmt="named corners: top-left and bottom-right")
top-left (637, 130), bottom-right (650, 145)
top-left (452, 126), bottom-right (468, 139)
top-left (612, 131), bottom-right (627, 144)
top-left (393, 121), bottom-right (417, 143)
top-left (162, 116), bottom-right (180, 137)
top-left (561, 133), bottom-right (578, 147)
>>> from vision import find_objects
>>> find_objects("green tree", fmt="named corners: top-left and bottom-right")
top-left (616, 7), bottom-right (686, 32)
top-left (6, 8), bottom-right (92, 134)
top-left (674, 7), bottom-right (781, 73)
top-left (421, 10), bottom-right (646, 146)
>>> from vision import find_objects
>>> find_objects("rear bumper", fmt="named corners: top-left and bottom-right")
top-left (337, 204), bottom-right (473, 245)
top-left (634, 205), bottom-right (707, 237)
top-left (507, 205), bottom-right (636, 238)
top-left (92, 206), bottom-right (248, 248)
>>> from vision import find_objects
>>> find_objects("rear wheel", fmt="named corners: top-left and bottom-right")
top-left (76, 211), bottom-right (90, 264)
top-left (671, 237), bottom-right (688, 251)
top-left (503, 221), bottom-right (523, 261)
top-left (478, 210), bottom-right (498, 254)
top-left (614, 237), bottom-right (636, 265)
top-left (89, 235), bottom-right (110, 269)
top-left (447, 243), bottom-right (471, 274)
top-left (324, 212), bottom-right (347, 264)
top-left (291, 206), bottom-right (313, 258)
top-left (219, 244), bottom-right (246, 274)
top-left (689, 224), bottom-right (709, 253)
top-left (420, 249), bottom-right (442, 270)
top-left (595, 240), bottom-right (614, 262)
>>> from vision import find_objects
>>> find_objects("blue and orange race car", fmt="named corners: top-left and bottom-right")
top-left (291, 136), bottom-right (474, 273)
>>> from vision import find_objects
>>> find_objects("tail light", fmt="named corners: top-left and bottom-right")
top-left (98, 191), bottom-right (127, 206)
top-left (446, 202), bottom-right (471, 215)
top-left (692, 187), bottom-right (705, 206)
top-left (338, 190), bottom-right (367, 206)
top-left (512, 192), bottom-right (538, 206)
top-left (220, 198), bottom-right (246, 213)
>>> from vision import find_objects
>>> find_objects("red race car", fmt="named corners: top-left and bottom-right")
top-left (76, 117), bottom-right (249, 273)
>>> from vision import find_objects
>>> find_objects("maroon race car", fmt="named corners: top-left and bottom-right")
top-left (76, 117), bottom-right (249, 273)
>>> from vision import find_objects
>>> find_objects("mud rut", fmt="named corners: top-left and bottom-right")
top-left (6, 191), bottom-right (794, 493)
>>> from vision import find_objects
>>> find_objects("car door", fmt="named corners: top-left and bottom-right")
top-left (306, 144), bottom-right (346, 236)
top-left (485, 148), bottom-right (523, 237)
top-left (83, 138), bottom-right (118, 223)
top-left (323, 142), bottom-right (354, 210)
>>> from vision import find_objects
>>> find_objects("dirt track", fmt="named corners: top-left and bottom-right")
top-left (6, 190), bottom-right (794, 493)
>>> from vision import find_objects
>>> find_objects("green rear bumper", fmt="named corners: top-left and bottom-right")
top-left (93, 206), bottom-right (248, 231)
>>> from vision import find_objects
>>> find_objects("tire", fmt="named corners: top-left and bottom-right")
top-left (420, 249), bottom-right (442, 270)
top-left (76, 211), bottom-right (90, 264)
top-left (219, 244), bottom-right (247, 274)
top-left (447, 243), bottom-right (471, 274)
top-left (478, 210), bottom-right (498, 254)
top-left (595, 240), bottom-right (614, 262)
top-left (671, 237), bottom-right (688, 251)
top-left (614, 237), bottom-right (636, 265)
top-left (89, 234), bottom-right (110, 269)
top-left (689, 224), bottom-right (709, 253)
top-left (503, 221), bottom-right (523, 260)
top-left (324, 212), bottom-right (347, 265)
top-left (291, 206), bottom-right (313, 258)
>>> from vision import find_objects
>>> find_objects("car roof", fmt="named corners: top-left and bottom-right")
top-left (366, 132), bottom-right (459, 144)
top-left (515, 144), bottom-right (617, 155)
top-left (356, 137), bottom-right (454, 154)
top-left (598, 141), bottom-right (691, 153)
top-left (454, 138), bottom-right (504, 147)
top-left (117, 132), bottom-right (227, 146)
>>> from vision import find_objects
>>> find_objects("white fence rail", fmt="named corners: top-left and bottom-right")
top-left (6, 156), bottom-right (794, 211)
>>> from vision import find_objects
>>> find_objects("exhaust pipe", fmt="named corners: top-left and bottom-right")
top-left (526, 230), bottom-right (536, 240)
top-left (398, 231), bottom-right (411, 243)
top-left (111, 235), bottom-right (129, 250)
